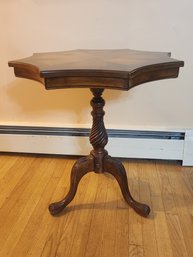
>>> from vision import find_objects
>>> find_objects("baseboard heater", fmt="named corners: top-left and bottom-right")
top-left (0, 125), bottom-right (192, 166)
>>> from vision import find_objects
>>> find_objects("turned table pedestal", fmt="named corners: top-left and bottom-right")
top-left (9, 49), bottom-right (184, 217)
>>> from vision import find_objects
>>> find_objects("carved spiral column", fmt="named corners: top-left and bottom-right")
top-left (89, 88), bottom-right (108, 172)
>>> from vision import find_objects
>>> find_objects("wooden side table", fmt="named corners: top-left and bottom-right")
top-left (9, 49), bottom-right (184, 217)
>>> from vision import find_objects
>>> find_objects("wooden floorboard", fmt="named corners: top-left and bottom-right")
top-left (0, 154), bottom-right (192, 257)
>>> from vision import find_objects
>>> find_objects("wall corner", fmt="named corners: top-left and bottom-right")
top-left (182, 130), bottom-right (193, 166)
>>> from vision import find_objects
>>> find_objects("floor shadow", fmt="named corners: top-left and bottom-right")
top-left (50, 199), bottom-right (155, 220)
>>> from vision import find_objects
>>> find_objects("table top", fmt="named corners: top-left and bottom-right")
top-left (8, 49), bottom-right (184, 90)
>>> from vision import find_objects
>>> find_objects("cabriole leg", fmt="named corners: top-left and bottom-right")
top-left (103, 155), bottom-right (150, 217)
top-left (49, 155), bottom-right (94, 215)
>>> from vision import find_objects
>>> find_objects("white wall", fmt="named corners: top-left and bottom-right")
top-left (0, 0), bottom-right (192, 130)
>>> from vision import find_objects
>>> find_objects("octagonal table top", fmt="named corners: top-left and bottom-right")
top-left (8, 49), bottom-right (184, 90)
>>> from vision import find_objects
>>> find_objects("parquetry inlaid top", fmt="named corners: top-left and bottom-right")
top-left (8, 49), bottom-right (184, 90)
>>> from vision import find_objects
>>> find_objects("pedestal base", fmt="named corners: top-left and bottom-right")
top-left (49, 88), bottom-right (150, 217)
top-left (49, 154), bottom-right (150, 217)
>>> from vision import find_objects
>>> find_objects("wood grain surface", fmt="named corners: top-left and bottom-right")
top-left (0, 154), bottom-right (192, 257)
top-left (8, 49), bottom-right (184, 90)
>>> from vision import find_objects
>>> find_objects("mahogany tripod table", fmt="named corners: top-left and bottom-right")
top-left (9, 49), bottom-right (184, 217)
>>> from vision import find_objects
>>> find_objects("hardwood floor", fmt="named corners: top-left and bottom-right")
top-left (0, 154), bottom-right (192, 257)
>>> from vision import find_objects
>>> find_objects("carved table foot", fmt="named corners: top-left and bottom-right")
top-left (103, 155), bottom-right (150, 217)
top-left (49, 155), bottom-right (94, 215)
